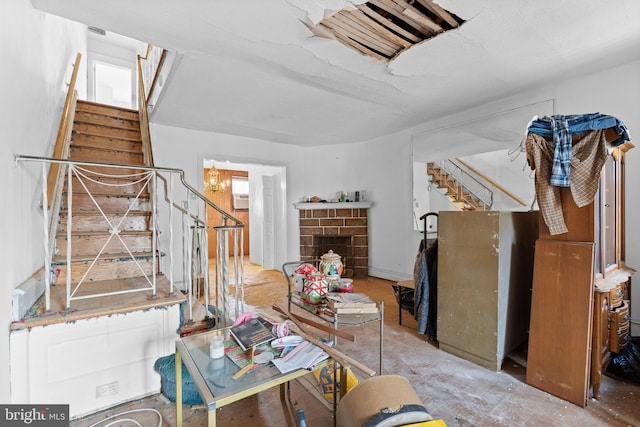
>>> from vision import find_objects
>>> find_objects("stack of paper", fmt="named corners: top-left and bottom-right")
top-left (326, 293), bottom-right (378, 314)
top-left (272, 341), bottom-right (329, 374)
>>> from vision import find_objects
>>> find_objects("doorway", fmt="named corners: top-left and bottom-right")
top-left (88, 57), bottom-right (135, 108)
top-left (204, 168), bottom-right (250, 259)
top-left (201, 157), bottom-right (287, 270)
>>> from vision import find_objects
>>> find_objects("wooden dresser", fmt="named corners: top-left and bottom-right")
top-left (592, 274), bottom-right (632, 398)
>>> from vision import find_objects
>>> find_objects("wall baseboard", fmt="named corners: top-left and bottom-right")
top-left (12, 267), bottom-right (45, 321)
top-left (367, 267), bottom-right (411, 283)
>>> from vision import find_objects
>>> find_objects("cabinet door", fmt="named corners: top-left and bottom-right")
top-left (527, 239), bottom-right (595, 407)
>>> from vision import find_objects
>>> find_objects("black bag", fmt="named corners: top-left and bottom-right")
top-left (607, 336), bottom-right (640, 384)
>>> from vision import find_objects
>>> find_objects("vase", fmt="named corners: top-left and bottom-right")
top-left (320, 250), bottom-right (343, 277)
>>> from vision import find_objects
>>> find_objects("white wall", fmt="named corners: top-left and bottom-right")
top-left (10, 306), bottom-right (180, 418)
top-left (302, 131), bottom-right (417, 281)
top-left (150, 123), bottom-right (306, 272)
top-left (1, 0), bottom-right (87, 403)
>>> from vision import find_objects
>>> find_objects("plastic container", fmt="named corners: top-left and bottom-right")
top-left (338, 278), bottom-right (353, 293)
top-left (209, 335), bottom-right (225, 359)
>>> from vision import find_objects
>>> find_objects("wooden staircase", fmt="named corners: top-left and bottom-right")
top-left (426, 162), bottom-right (488, 211)
top-left (52, 100), bottom-right (157, 290)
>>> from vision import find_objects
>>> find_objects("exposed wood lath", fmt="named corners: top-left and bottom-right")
top-left (313, 0), bottom-right (465, 61)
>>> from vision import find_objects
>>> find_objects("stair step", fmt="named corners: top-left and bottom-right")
top-left (71, 133), bottom-right (142, 153)
top-left (58, 211), bottom-right (151, 232)
top-left (73, 123), bottom-right (141, 142)
top-left (70, 145), bottom-right (144, 165)
top-left (74, 110), bottom-right (140, 131)
top-left (61, 193), bottom-right (150, 212)
top-left (52, 252), bottom-right (159, 285)
top-left (76, 100), bottom-right (138, 121)
top-left (63, 163), bottom-right (149, 176)
top-left (55, 230), bottom-right (153, 257)
top-left (65, 175), bottom-right (149, 197)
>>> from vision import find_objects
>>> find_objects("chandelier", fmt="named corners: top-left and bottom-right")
top-left (205, 166), bottom-right (230, 192)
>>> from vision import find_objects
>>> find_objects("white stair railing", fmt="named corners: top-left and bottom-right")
top-left (15, 154), bottom-right (245, 326)
top-left (432, 159), bottom-right (494, 209)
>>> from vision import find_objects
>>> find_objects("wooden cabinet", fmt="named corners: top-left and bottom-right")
top-left (591, 278), bottom-right (631, 398)
top-left (437, 211), bottom-right (538, 371)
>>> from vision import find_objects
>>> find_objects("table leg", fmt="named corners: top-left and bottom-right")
top-left (379, 301), bottom-right (384, 375)
top-left (208, 408), bottom-right (216, 427)
top-left (176, 349), bottom-right (183, 427)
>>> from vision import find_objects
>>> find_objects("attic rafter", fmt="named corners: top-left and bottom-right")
top-left (334, 12), bottom-right (402, 51)
top-left (414, 0), bottom-right (460, 28)
top-left (350, 8), bottom-right (413, 48)
top-left (357, 4), bottom-right (422, 43)
top-left (312, 0), bottom-right (465, 61)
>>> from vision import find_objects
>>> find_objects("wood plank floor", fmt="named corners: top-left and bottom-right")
top-left (70, 263), bottom-right (640, 427)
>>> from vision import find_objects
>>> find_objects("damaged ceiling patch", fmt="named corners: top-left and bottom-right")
top-left (310, 0), bottom-right (465, 61)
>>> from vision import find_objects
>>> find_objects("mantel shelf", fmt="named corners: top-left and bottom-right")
top-left (293, 202), bottom-right (372, 210)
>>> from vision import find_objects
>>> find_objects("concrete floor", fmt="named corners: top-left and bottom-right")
top-left (72, 264), bottom-right (640, 427)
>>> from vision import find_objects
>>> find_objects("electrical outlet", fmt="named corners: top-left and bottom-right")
top-left (96, 381), bottom-right (119, 398)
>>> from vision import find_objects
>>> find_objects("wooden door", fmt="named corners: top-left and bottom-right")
top-left (526, 239), bottom-right (595, 407)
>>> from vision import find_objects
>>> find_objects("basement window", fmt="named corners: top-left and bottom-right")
top-left (312, 0), bottom-right (465, 61)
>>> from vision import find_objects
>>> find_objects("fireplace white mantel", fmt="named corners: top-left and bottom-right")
top-left (293, 202), bottom-right (372, 210)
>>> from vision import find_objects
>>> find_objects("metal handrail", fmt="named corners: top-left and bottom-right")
top-left (455, 158), bottom-right (526, 207)
top-left (436, 159), bottom-right (494, 209)
top-left (15, 154), bottom-right (245, 326)
top-left (17, 154), bottom-right (244, 227)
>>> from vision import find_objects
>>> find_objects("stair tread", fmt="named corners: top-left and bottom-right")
top-left (63, 190), bottom-right (150, 196)
top-left (70, 143), bottom-right (142, 155)
top-left (60, 210), bottom-right (150, 216)
top-left (76, 100), bottom-right (138, 115)
top-left (72, 126), bottom-right (141, 142)
top-left (56, 229), bottom-right (152, 236)
top-left (53, 251), bottom-right (158, 263)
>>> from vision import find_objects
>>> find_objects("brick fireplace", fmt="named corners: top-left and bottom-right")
top-left (294, 203), bottom-right (371, 277)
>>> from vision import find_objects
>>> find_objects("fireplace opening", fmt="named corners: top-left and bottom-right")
top-left (315, 235), bottom-right (353, 278)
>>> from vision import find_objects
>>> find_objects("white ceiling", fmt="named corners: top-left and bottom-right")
top-left (32, 0), bottom-right (640, 147)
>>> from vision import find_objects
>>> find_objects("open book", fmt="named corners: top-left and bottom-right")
top-left (272, 340), bottom-right (329, 374)
top-left (229, 317), bottom-right (276, 351)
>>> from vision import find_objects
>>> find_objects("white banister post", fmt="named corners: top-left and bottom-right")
top-left (169, 173), bottom-right (174, 295)
top-left (151, 171), bottom-right (157, 297)
top-left (66, 165), bottom-right (73, 310)
top-left (41, 162), bottom-right (51, 312)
